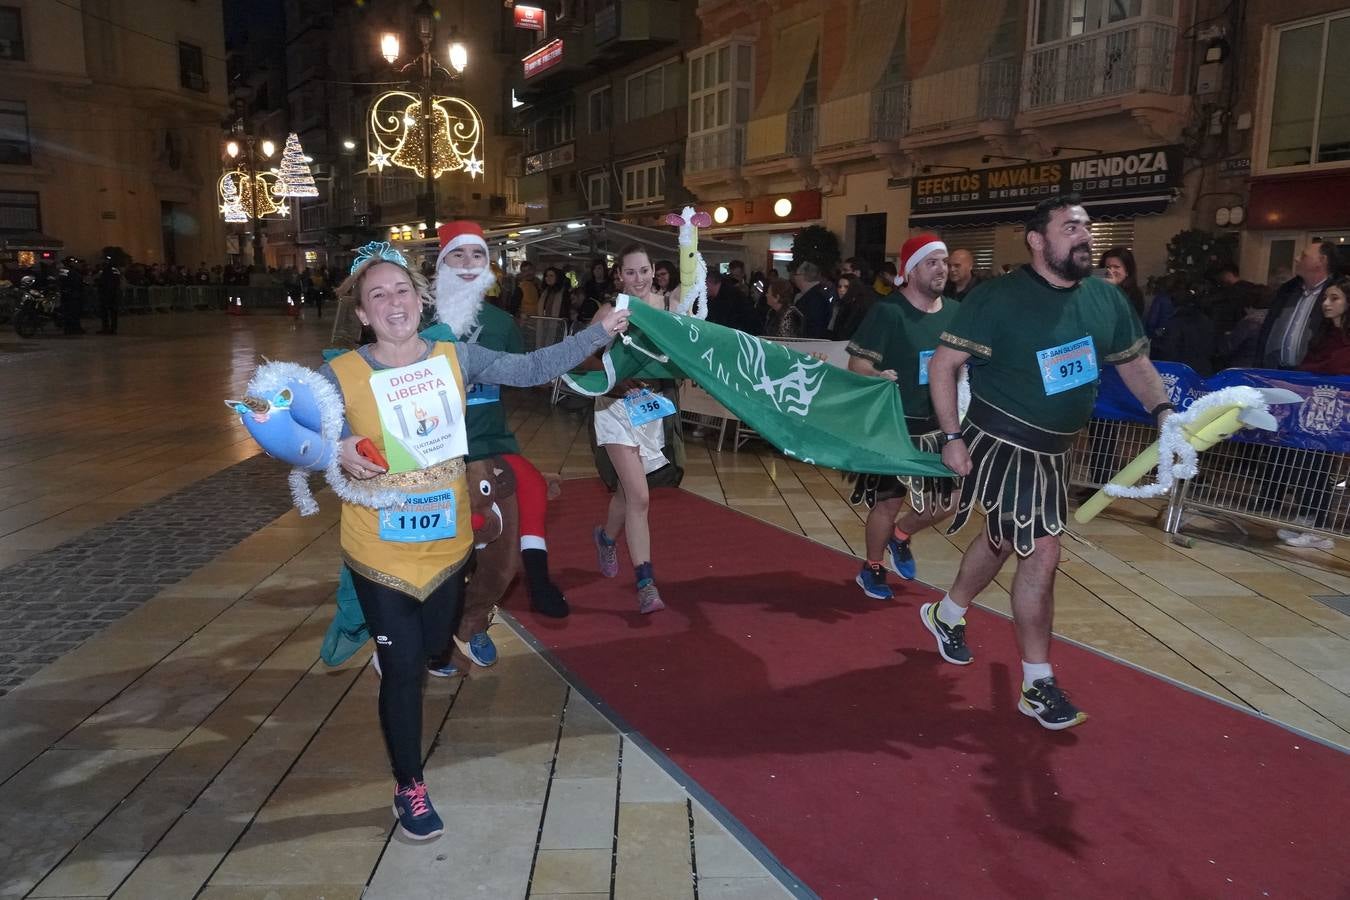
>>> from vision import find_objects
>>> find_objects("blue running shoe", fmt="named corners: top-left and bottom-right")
top-left (393, 780), bottom-right (444, 840)
top-left (855, 563), bottom-right (894, 601)
top-left (426, 660), bottom-right (460, 678)
top-left (455, 632), bottom-right (498, 667)
top-left (888, 535), bottom-right (917, 580)
top-left (594, 526), bottom-right (619, 578)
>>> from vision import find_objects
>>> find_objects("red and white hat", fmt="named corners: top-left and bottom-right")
top-left (898, 233), bottom-right (948, 280)
top-left (436, 220), bottom-right (488, 268)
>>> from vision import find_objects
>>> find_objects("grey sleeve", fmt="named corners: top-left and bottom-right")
top-left (316, 361), bottom-right (354, 438)
top-left (458, 322), bottom-right (613, 387)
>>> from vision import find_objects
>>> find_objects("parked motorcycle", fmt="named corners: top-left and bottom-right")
top-left (12, 277), bottom-right (61, 338)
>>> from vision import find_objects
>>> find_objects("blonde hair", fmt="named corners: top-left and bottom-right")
top-left (336, 257), bottom-right (432, 310)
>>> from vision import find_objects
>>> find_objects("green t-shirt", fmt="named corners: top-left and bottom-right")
top-left (462, 303), bottom-right (523, 460)
top-left (846, 295), bottom-right (960, 422)
top-left (939, 265), bottom-right (1147, 433)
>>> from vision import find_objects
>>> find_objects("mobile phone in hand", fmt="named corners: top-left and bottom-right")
top-left (356, 438), bottom-right (388, 470)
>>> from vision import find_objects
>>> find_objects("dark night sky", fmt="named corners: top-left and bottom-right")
top-left (223, 0), bottom-right (285, 52)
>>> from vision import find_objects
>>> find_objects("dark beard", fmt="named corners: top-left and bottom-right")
top-left (1047, 243), bottom-right (1093, 282)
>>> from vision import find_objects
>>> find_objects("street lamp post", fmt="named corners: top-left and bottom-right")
top-left (226, 116), bottom-right (277, 266)
top-left (382, 1), bottom-right (468, 237)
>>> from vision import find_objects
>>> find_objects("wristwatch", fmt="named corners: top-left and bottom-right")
top-left (936, 431), bottom-right (964, 447)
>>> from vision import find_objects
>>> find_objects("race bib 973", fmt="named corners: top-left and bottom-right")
top-left (1036, 336), bottom-right (1098, 395)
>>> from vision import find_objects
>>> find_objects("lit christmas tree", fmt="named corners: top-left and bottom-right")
top-left (274, 132), bottom-right (319, 197)
top-left (220, 173), bottom-right (248, 222)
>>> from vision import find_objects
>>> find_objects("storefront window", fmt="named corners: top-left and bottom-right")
top-left (1266, 13), bottom-right (1350, 170)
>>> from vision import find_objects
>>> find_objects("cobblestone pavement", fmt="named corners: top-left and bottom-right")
top-left (0, 452), bottom-right (297, 694)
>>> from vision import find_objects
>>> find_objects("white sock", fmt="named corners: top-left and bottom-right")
top-left (1022, 661), bottom-right (1053, 688)
top-left (936, 595), bottom-right (967, 626)
top-left (520, 535), bottom-right (546, 552)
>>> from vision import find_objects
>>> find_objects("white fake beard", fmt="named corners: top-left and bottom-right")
top-left (434, 265), bottom-right (493, 337)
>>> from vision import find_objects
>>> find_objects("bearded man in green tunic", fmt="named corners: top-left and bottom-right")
top-left (924, 194), bottom-right (1174, 730)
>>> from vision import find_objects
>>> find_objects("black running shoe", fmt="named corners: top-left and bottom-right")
top-left (1018, 677), bottom-right (1087, 730)
top-left (919, 602), bottom-right (973, 665)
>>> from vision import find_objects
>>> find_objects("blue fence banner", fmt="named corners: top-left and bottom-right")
top-left (1094, 362), bottom-right (1206, 423)
top-left (1204, 369), bottom-right (1350, 452)
top-left (1093, 366), bottom-right (1350, 453)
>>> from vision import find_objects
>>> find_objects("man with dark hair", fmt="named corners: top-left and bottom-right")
top-left (706, 268), bottom-right (759, 334)
top-left (874, 261), bottom-right (898, 298)
top-left (926, 194), bottom-right (1172, 730)
top-left (843, 256), bottom-right (874, 286)
top-left (792, 260), bottom-right (834, 338)
top-left (846, 234), bottom-right (959, 599)
top-left (1210, 262), bottom-right (1268, 338)
top-left (1256, 242), bottom-right (1338, 369)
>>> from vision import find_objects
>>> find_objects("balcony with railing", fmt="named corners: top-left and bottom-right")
top-left (685, 125), bottom-right (744, 175)
top-left (787, 106), bottom-right (817, 157)
top-left (1022, 20), bottom-right (1177, 113)
top-left (902, 57), bottom-right (1019, 142)
top-left (869, 83), bottom-right (909, 142)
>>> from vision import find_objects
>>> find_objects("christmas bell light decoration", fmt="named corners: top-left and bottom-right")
top-left (367, 90), bottom-right (484, 179)
top-left (218, 170), bottom-right (286, 220)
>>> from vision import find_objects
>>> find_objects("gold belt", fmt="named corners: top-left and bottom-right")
top-left (366, 456), bottom-right (465, 492)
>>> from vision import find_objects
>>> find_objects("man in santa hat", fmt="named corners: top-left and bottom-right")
top-left (845, 233), bottom-right (961, 601)
top-left (422, 220), bottom-right (572, 675)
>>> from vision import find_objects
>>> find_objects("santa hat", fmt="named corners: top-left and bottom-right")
top-left (436, 220), bottom-right (488, 268)
top-left (899, 233), bottom-right (948, 279)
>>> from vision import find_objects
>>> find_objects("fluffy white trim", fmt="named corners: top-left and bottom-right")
top-left (1103, 386), bottom-right (1266, 500)
top-left (248, 360), bottom-right (415, 515)
top-left (672, 254), bottom-right (709, 319)
top-left (433, 267), bottom-right (491, 337)
top-left (957, 366), bottom-right (971, 422)
top-left (436, 234), bottom-right (487, 268)
top-left (903, 240), bottom-right (947, 277)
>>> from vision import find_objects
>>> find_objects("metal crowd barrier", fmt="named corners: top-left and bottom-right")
top-left (1067, 415), bottom-right (1350, 542)
top-left (522, 315), bottom-right (569, 352)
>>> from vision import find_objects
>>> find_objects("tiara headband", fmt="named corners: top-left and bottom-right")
top-left (350, 241), bottom-right (409, 276)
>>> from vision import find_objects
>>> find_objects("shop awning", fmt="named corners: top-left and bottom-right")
top-left (826, 0), bottom-right (904, 99)
top-left (912, 0), bottom-right (1011, 76)
top-left (909, 194), bottom-right (1174, 229)
top-left (752, 17), bottom-right (821, 118)
top-left (1247, 171), bottom-right (1350, 231)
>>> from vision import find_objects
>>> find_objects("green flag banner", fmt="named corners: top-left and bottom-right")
top-left (562, 300), bottom-right (951, 478)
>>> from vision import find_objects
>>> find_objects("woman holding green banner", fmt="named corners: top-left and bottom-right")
top-left (592, 244), bottom-right (674, 614)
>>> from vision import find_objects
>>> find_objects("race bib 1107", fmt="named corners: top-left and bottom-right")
top-left (378, 488), bottom-right (457, 543)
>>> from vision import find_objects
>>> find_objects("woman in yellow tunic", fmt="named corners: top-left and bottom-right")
top-left (322, 245), bottom-right (629, 840)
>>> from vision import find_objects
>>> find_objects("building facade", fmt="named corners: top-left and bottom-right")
top-left (687, 0), bottom-right (1233, 284)
top-left (1219, 1), bottom-right (1350, 283)
top-left (0, 0), bottom-right (229, 267)
top-left (511, 0), bottom-right (700, 230)
top-left (223, 0), bottom-right (529, 271)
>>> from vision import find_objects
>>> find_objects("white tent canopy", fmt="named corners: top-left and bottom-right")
top-left (483, 217), bottom-right (746, 266)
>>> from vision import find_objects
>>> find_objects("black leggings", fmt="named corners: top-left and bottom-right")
top-left (350, 565), bottom-right (468, 785)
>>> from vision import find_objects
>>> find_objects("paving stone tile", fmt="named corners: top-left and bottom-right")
top-left (539, 777), bottom-right (618, 850)
top-left (530, 848), bottom-right (612, 894)
top-left (613, 801), bottom-right (695, 900)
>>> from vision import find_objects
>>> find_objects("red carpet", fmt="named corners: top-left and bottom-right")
top-left (506, 479), bottom-right (1350, 899)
